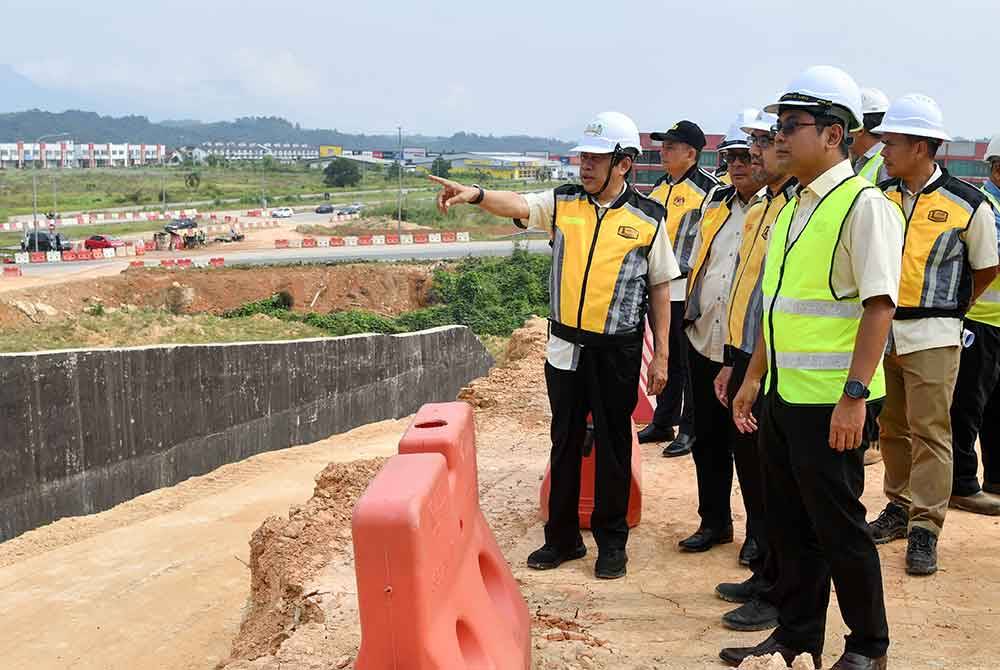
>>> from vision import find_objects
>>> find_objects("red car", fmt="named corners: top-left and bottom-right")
top-left (84, 235), bottom-right (126, 250)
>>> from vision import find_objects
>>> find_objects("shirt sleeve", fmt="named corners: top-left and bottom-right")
top-left (845, 190), bottom-right (904, 305)
top-left (520, 189), bottom-right (555, 230)
top-left (963, 201), bottom-right (1000, 270)
top-left (648, 223), bottom-right (682, 286)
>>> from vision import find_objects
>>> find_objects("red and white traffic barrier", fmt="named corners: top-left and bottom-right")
top-left (272, 231), bottom-right (471, 250)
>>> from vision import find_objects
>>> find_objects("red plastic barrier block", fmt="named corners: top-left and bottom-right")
top-left (539, 420), bottom-right (642, 529)
top-left (302, 237), bottom-right (317, 248)
top-left (329, 236), bottom-right (345, 247)
top-left (633, 319), bottom-right (657, 424)
top-left (134, 244), bottom-right (145, 256)
top-left (3, 266), bottom-right (22, 278)
top-left (76, 249), bottom-right (93, 261)
top-left (209, 257), bottom-right (225, 267)
top-left (144, 240), bottom-right (156, 251)
top-left (385, 234), bottom-right (400, 245)
top-left (442, 231), bottom-right (457, 243)
top-left (160, 259), bottom-right (176, 268)
top-left (274, 239), bottom-right (289, 249)
top-left (61, 251), bottom-right (78, 262)
top-left (357, 235), bottom-right (373, 246)
top-left (129, 260), bottom-right (145, 268)
top-left (413, 233), bottom-right (429, 244)
top-left (353, 402), bottom-right (530, 670)
top-left (176, 258), bottom-right (193, 268)
top-left (29, 252), bottom-right (46, 263)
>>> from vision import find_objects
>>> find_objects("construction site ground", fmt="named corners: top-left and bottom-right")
top-left (1, 318), bottom-right (997, 669)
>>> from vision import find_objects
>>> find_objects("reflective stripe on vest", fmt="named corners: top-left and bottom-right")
top-left (762, 175), bottom-right (888, 405)
top-left (726, 182), bottom-right (795, 354)
top-left (967, 184), bottom-right (1000, 327)
top-left (649, 169), bottom-right (717, 277)
top-left (550, 185), bottom-right (662, 339)
top-left (685, 190), bottom-right (734, 323)
top-left (885, 177), bottom-right (978, 319)
top-left (858, 151), bottom-right (885, 183)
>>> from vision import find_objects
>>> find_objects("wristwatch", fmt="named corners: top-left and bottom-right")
top-left (470, 184), bottom-right (485, 205)
top-left (843, 379), bottom-right (870, 400)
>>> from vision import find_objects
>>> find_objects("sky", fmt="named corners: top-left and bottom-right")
top-left (3, 0), bottom-right (998, 139)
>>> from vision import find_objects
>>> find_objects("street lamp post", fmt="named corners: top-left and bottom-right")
top-left (31, 132), bottom-right (70, 252)
top-left (397, 126), bottom-right (403, 236)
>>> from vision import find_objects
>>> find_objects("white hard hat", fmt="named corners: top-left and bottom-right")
top-left (741, 109), bottom-right (778, 135)
top-left (860, 87), bottom-right (890, 115)
top-left (765, 65), bottom-right (864, 131)
top-left (871, 93), bottom-right (952, 142)
top-left (719, 108), bottom-right (759, 151)
top-left (570, 111), bottom-right (642, 154)
top-left (984, 134), bottom-right (1000, 163)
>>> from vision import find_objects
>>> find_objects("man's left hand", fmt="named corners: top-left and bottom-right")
top-left (829, 396), bottom-right (866, 451)
top-left (647, 351), bottom-right (668, 396)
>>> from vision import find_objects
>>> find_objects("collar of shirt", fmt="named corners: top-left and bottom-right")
top-left (901, 164), bottom-right (943, 197)
top-left (865, 142), bottom-right (884, 159)
top-left (590, 182), bottom-right (628, 209)
top-left (797, 159), bottom-right (855, 201)
top-left (667, 162), bottom-right (701, 185)
top-left (768, 177), bottom-right (798, 201)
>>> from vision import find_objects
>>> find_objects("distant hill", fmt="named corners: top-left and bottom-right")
top-left (0, 110), bottom-right (574, 154)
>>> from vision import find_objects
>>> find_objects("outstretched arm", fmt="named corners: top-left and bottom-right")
top-left (428, 175), bottom-right (530, 219)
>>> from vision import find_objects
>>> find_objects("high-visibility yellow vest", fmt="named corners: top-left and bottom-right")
top-left (684, 185), bottom-right (738, 323)
top-left (858, 150), bottom-right (885, 183)
top-left (762, 175), bottom-right (888, 405)
top-left (883, 170), bottom-right (985, 320)
top-left (726, 179), bottom-right (798, 360)
top-left (549, 183), bottom-right (664, 344)
top-left (649, 165), bottom-right (719, 278)
top-left (967, 184), bottom-right (1000, 327)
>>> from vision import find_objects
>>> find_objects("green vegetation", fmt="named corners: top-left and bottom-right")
top-left (323, 158), bottom-right (361, 188)
top-left (430, 156), bottom-right (450, 178)
top-left (222, 250), bottom-right (551, 337)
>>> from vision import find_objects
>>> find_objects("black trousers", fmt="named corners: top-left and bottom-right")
top-left (951, 319), bottom-right (1000, 496)
top-left (688, 343), bottom-right (737, 530)
top-left (727, 351), bottom-right (768, 567)
top-left (652, 300), bottom-right (694, 434)
top-left (544, 339), bottom-right (641, 553)
top-left (761, 393), bottom-right (889, 658)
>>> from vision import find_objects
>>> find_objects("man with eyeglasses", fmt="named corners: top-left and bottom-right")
top-left (712, 109), bottom-right (797, 634)
top-left (677, 109), bottom-right (767, 555)
top-left (722, 66), bottom-right (902, 670)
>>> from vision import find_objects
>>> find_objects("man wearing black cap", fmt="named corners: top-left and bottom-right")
top-left (640, 121), bottom-right (721, 457)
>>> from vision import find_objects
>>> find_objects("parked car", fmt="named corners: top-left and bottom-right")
top-left (84, 235), bottom-right (126, 250)
top-left (271, 207), bottom-right (294, 218)
top-left (20, 231), bottom-right (72, 252)
top-left (343, 203), bottom-right (364, 215)
top-left (315, 204), bottom-right (335, 214)
top-left (165, 217), bottom-right (197, 232)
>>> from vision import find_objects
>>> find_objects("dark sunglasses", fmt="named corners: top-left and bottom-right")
top-left (771, 119), bottom-right (818, 136)
top-left (724, 150), bottom-right (752, 165)
top-left (749, 134), bottom-right (775, 148)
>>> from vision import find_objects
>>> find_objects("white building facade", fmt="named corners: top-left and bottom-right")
top-left (0, 141), bottom-right (166, 169)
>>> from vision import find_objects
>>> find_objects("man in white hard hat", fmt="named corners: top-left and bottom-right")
top-left (642, 120), bottom-right (720, 457)
top-left (949, 136), bottom-right (1000, 513)
top-left (851, 87), bottom-right (891, 184)
top-left (678, 109), bottom-right (767, 557)
top-left (429, 111), bottom-right (678, 580)
top-left (868, 95), bottom-right (1000, 575)
top-left (712, 109), bottom-right (798, 634)
top-left (722, 65), bottom-right (902, 670)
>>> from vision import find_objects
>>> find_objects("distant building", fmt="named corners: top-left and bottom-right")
top-left (0, 141), bottom-right (166, 169)
top-left (200, 142), bottom-right (319, 162)
top-left (443, 152), bottom-right (561, 180)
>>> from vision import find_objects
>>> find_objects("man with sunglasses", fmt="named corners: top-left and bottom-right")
top-left (641, 121), bottom-right (721, 457)
top-left (678, 109), bottom-right (767, 555)
top-left (722, 66), bottom-right (902, 670)
top-left (713, 109), bottom-right (797, 634)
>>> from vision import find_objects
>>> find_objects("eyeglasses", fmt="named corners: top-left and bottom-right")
top-left (749, 134), bottom-right (775, 148)
top-left (724, 150), bottom-right (752, 165)
top-left (771, 119), bottom-right (818, 136)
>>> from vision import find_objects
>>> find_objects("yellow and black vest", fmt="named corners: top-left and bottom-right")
top-left (549, 184), bottom-right (665, 345)
top-left (684, 185), bottom-right (741, 324)
top-left (882, 169), bottom-right (986, 320)
top-left (967, 184), bottom-right (1000, 327)
top-left (724, 178), bottom-right (798, 364)
top-left (649, 165), bottom-right (719, 279)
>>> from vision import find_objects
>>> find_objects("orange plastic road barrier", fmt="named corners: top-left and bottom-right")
top-left (3, 266), bottom-right (22, 277)
top-left (176, 259), bottom-right (193, 268)
top-left (29, 252), bottom-right (46, 263)
top-left (128, 260), bottom-right (145, 268)
top-left (76, 249), bottom-right (93, 261)
top-left (632, 320), bottom-right (658, 424)
top-left (357, 235), bottom-right (373, 246)
top-left (61, 251), bottom-right (78, 262)
top-left (442, 231), bottom-right (457, 243)
top-left (209, 257), bottom-right (225, 268)
top-left (274, 239), bottom-right (289, 249)
top-left (413, 233), bottom-right (429, 244)
top-left (302, 237), bottom-right (317, 248)
top-left (160, 259), bottom-right (176, 268)
top-left (385, 234), bottom-right (400, 245)
top-left (353, 402), bottom-right (531, 670)
top-left (329, 237), bottom-right (345, 247)
top-left (539, 420), bottom-right (642, 529)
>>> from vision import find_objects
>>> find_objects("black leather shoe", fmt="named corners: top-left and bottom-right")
top-left (637, 423), bottom-right (675, 444)
top-left (527, 539), bottom-right (586, 570)
top-left (739, 537), bottom-right (760, 566)
top-left (722, 597), bottom-right (779, 632)
top-left (679, 524), bottom-right (734, 552)
top-left (831, 651), bottom-right (887, 669)
top-left (905, 527), bottom-right (938, 576)
top-left (715, 573), bottom-right (765, 604)
top-left (594, 549), bottom-right (628, 579)
top-left (662, 432), bottom-right (694, 457)
top-left (868, 502), bottom-right (908, 544)
top-left (719, 634), bottom-right (821, 668)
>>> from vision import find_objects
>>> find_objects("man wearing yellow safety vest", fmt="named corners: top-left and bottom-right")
top-left (428, 112), bottom-right (679, 580)
top-left (678, 109), bottom-right (766, 556)
top-left (949, 135), bottom-right (1000, 515)
top-left (722, 66), bottom-right (902, 670)
top-left (712, 109), bottom-right (797, 634)
top-left (640, 121), bottom-right (721, 457)
top-left (867, 95), bottom-right (1000, 576)
top-left (851, 87), bottom-right (891, 184)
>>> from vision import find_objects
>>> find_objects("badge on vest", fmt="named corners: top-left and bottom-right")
top-left (618, 226), bottom-right (640, 240)
top-left (673, 196), bottom-right (686, 207)
top-left (928, 209), bottom-right (949, 223)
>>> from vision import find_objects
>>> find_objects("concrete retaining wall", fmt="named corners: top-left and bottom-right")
top-left (0, 326), bottom-right (493, 542)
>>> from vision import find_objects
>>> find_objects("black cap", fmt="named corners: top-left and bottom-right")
top-left (650, 120), bottom-right (706, 151)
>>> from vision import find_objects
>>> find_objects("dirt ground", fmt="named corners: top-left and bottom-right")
top-left (1, 318), bottom-right (998, 669)
top-left (0, 263), bottom-right (433, 329)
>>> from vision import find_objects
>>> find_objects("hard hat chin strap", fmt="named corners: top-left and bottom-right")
top-left (588, 143), bottom-right (625, 198)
